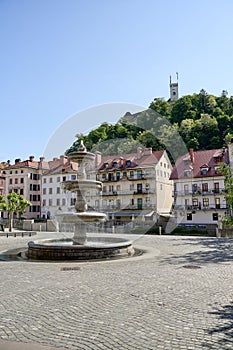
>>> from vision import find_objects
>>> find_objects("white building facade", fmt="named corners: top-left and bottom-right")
top-left (170, 147), bottom-right (230, 230)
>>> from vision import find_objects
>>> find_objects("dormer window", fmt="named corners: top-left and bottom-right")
top-left (113, 161), bottom-right (118, 167)
top-left (184, 169), bottom-right (191, 177)
top-left (214, 156), bottom-right (220, 163)
top-left (201, 168), bottom-right (208, 175)
top-left (126, 160), bottom-right (131, 166)
top-left (200, 164), bottom-right (209, 175)
top-left (104, 162), bottom-right (108, 168)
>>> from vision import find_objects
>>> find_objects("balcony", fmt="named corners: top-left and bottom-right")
top-left (102, 191), bottom-right (118, 196)
top-left (173, 188), bottom-right (225, 197)
top-left (174, 204), bottom-right (227, 212)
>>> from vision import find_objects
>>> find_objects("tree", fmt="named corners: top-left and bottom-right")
top-left (1, 193), bottom-right (31, 232)
top-left (218, 163), bottom-right (233, 225)
top-left (149, 98), bottom-right (171, 119)
top-left (170, 95), bottom-right (194, 124)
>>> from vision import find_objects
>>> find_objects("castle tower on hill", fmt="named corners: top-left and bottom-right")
top-left (169, 73), bottom-right (179, 102)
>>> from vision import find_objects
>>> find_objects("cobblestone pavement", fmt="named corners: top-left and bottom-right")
top-left (0, 232), bottom-right (233, 350)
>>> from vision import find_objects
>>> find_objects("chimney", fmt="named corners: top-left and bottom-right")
top-left (29, 156), bottom-right (34, 162)
top-left (119, 157), bottom-right (124, 166)
top-left (143, 147), bottom-right (152, 156)
top-left (95, 152), bottom-right (102, 168)
top-left (189, 148), bottom-right (194, 164)
top-left (60, 155), bottom-right (66, 165)
top-left (15, 158), bottom-right (21, 164)
top-left (137, 147), bottom-right (143, 159)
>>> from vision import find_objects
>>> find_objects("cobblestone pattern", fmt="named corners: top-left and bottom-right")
top-left (0, 234), bottom-right (233, 349)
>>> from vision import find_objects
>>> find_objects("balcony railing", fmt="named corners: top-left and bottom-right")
top-left (173, 205), bottom-right (227, 211)
top-left (98, 173), bottom-right (154, 182)
top-left (173, 188), bottom-right (225, 197)
top-left (101, 189), bottom-right (154, 196)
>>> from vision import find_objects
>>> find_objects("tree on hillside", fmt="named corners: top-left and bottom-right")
top-left (149, 98), bottom-right (171, 119)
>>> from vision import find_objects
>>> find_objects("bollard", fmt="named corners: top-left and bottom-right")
top-left (159, 226), bottom-right (162, 235)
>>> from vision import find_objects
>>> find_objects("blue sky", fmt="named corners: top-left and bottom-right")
top-left (1, 0), bottom-right (233, 161)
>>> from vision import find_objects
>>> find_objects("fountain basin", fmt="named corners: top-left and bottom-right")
top-left (27, 237), bottom-right (134, 260)
top-left (56, 211), bottom-right (106, 223)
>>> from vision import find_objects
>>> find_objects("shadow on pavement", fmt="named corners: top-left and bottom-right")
top-left (160, 237), bottom-right (233, 266)
top-left (202, 302), bottom-right (233, 350)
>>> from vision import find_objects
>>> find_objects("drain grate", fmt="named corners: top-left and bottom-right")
top-left (182, 265), bottom-right (201, 269)
top-left (60, 266), bottom-right (81, 271)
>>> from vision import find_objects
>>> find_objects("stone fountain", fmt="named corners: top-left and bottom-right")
top-left (27, 141), bottom-right (134, 260)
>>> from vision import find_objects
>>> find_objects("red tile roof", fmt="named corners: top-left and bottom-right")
top-left (97, 150), bottom-right (164, 171)
top-left (170, 148), bottom-right (229, 180)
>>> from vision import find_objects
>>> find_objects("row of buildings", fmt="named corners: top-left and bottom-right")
top-left (0, 142), bottom-right (232, 232)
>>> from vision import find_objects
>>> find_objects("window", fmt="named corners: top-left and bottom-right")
top-left (192, 198), bottom-right (198, 208)
top-left (62, 198), bottom-right (66, 206)
top-left (213, 213), bottom-right (218, 221)
top-left (184, 169), bottom-right (191, 177)
top-left (202, 183), bottom-right (208, 192)
top-left (42, 200), bottom-right (46, 206)
top-left (137, 170), bottom-right (142, 179)
top-left (113, 161), bottom-right (118, 167)
top-left (102, 173), bottom-right (106, 179)
top-left (62, 176), bottom-right (66, 181)
top-left (131, 198), bottom-right (134, 206)
top-left (116, 185), bottom-right (120, 191)
top-left (43, 178), bottom-right (46, 183)
top-left (214, 182), bottom-right (219, 193)
top-left (57, 176), bottom-right (60, 182)
top-left (215, 198), bottom-right (220, 209)
top-left (20, 189), bottom-right (24, 195)
top-left (130, 184), bottom-right (134, 190)
top-left (70, 198), bottom-right (76, 206)
top-left (126, 160), bottom-right (131, 166)
top-left (201, 168), bottom-right (208, 175)
top-left (49, 199), bottom-right (52, 206)
top-left (43, 188), bottom-right (46, 195)
top-left (164, 172), bottom-right (166, 177)
top-left (103, 186), bottom-right (106, 193)
top-left (49, 188), bottom-right (53, 195)
top-left (15, 178), bottom-right (18, 184)
top-left (71, 175), bottom-right (76, 180)
top-left (203, 198), bottom-right (209, 207)
top-left (15, 170), bottom-right (18, 174)
top-left (187, 213), bottom-right (192, 221)
top-left (57, 187), bottom-right (60, 194)
top-left (49, 177), bottom-right (53, 183)
top-left (9, 179), bottom-right (12, 184)
top-left (21, 170), bottom-right (24, 173)
top-left (184, 184), bottom-right (189, 194)
top-left (57, 199), bottom-right (60, 206)
top-left (20, 178), bottom-right (24, 184)
top-left (130, 171), bottom-right (134, 178)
